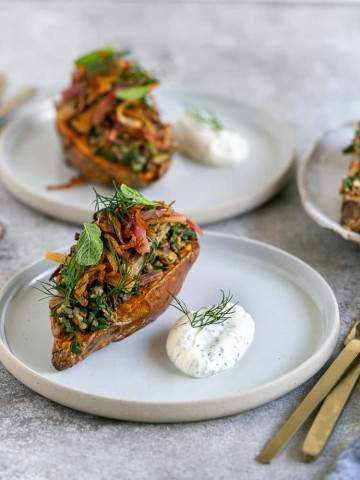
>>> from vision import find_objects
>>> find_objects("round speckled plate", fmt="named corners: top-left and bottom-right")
top-left (0, 87), bottom-right (294, 225)
top-left (0, 232), bottom-right (339, 422)
top-left (298, 122), bottom-right (360, 243)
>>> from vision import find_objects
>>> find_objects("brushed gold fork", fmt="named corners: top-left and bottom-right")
top-left (302, 319), bottom-right (360, 459)
top-left (257, 320), bottom-right (360, 463)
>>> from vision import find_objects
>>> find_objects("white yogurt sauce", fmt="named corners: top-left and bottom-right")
top-left (166, 303), bottom-right (255, 378)
top-left (175, 110), bottom-right (249, 167)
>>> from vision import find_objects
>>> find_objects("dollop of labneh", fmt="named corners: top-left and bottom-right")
top-left (175, 109), bottom-right (249, 167)
top-left (166, 303), bottom-right (255, 378)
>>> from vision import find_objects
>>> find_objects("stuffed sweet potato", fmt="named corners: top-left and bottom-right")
top-left (41, 184), bottom-right (201, 370)
top-left (55, 48), bottom-right (175, 188)
top-left (341, 124), bottom-right (360, 232)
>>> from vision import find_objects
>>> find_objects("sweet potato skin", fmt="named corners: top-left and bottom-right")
top-left (341, 198), bottom-right (360, 232)
top-left (51, 240), bottom-right (199, 370)
top-left (56, 118), bottom-right (171, 188)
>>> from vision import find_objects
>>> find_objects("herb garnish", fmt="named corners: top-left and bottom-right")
top-left (35, 255), bottom-right (84, 306)
top-left (61, 256), bottom-right (84, 305)
top-left (171, 290), bottom-right (237, 328)
top-left (60, 221), bottom-right (105, 303)
top-left (94, 183), bottom-right (156, 214)
top-left (115, 84), bottom-right (154, 101)
top-left (187, 107), bottom-right (222, 131)
top-left (118, 62), bottom-right (157, 85)
top-left (107, 241), bottom-right (134, 296)
top-left (75, 47), bottom-right (130, 75)
top-left (37, 184), bottom-right (157, 305)
top-left (343, 122), bottom-right (360, 155)
top-left (33, 279), bottom-right (60, 301)
top-left (75, 223), bottom-right (104, 266)
top-left (342, 172), bottom-right (360, 192)
top-left (36, 222), bottom-right (104, 304)
top-left (121, 184), bottom-right (156, 206)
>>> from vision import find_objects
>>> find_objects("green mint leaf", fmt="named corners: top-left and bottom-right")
top-left (75, 47), bottom-right (129, 75)
top-left (75, 48), bottom-right (115, 66)
top-left (115, 84), bottom-right (153, 101)
top-left (120, 184), bottom-right (155, 207)
top-left (75, 223), bottom-right (103, 266)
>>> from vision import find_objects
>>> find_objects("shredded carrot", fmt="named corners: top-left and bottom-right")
top-left (45, 252), bottom-right (66, 264)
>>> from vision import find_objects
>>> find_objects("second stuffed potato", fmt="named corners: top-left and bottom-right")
top-left (55, 48), bottom-right (175, 188)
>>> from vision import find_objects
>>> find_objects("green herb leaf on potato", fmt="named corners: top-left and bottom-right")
top-left (115, 84), bottom-right (153, 101)
top-left (75, 223), bottom-right (104, 266)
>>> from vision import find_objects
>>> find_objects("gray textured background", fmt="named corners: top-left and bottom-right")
top-left (1, 1), bottom-right (360, 479)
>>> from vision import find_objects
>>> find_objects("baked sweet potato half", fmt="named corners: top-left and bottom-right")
top-left (341, 125), bottom-right (360, 232)
top-left (55, 48), bottom-right (175, 188)
top-left (41, 184), bottom-right (201, 370)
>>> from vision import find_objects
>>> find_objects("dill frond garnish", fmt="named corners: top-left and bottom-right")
top-left (187, 107), bottom-right (222, 131)
top-left (171, 290), bottom-right (238, 328)
top-left (34, 279), bottom-right (61, 301)
top-left (94, 182), bottom-right (156, 215)
top-left (343, 122), bottom-right (360, 155)
top-left (107, 241), bottom-right (134, 296)
top-left (36, 255), bottom-right (84, 305)
top-left (61, 256), bottom-right (84, 305)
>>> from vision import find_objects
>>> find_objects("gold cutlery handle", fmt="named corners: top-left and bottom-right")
top-left (0, 86), bottom-right (35, 118)
top-left (302, 361), bottom-right (360, 459)
top-left (257, 339), bottom-right (360, 464)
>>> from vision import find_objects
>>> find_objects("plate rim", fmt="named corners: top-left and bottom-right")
top-left (298, 121), bottom-right (360, 244)
top-left (0, 89), bottom-right (295, 225)
top-left (0, 232), bottom-right (339, 422)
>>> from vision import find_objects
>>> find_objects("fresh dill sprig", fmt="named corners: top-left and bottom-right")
top-left (36, 232), bottom-right (94, 306)
top-left (36, 255), bottom-right (83, 306)
top-left (187, 106), bottom-right (222, 131)
top-left (107, 241), bottom-right (134, 296)
top-left (34, 279), bottom-right (61, 301)
top-left (62, 256), bottom-right (84, 305)
top-left (171, 290), bottom-right (237, 328)
top-left (94, 183), bottom-right (156, 215)
top-left (146, 237), bottom-right (159, 265)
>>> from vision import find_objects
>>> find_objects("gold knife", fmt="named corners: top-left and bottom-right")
top-left (302, 320), bottom-right (360, 459)
top-left (0, 86), bottom-right (35, 119)
top-left (257, 324), bottom-right (360, 464)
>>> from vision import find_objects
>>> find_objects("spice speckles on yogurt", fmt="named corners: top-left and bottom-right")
top-left (167, 294), bottom-right (255, 378)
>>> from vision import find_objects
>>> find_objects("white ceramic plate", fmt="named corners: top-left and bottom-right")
top-left (0, 88), bottom-right (294, 225)
top-left (298, 122), bottom-right (360, 243)
top-left (0, 232), bottom-right (339, 422)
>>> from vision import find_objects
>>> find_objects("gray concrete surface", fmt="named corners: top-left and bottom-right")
top-left (1, 1), bottom-right (360, 479)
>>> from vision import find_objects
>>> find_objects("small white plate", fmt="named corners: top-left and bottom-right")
top-left (298, 122), bottom-right (360, 243)
top-left (0, 232), bottom-right (339, 422)
top-left (0, 88), bottom-right (294, 225)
